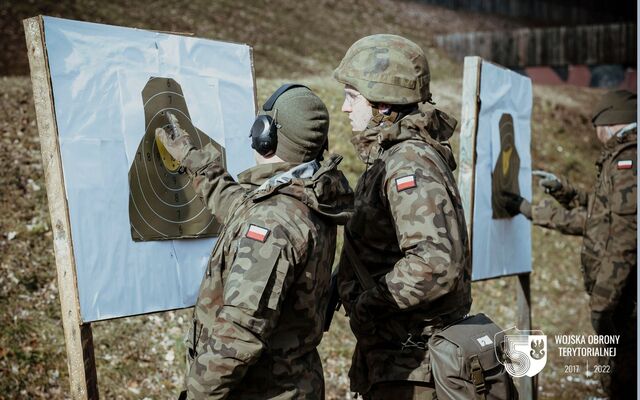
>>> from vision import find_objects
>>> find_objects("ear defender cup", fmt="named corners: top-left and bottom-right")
top-left (250, 114), bottom-right (277, 156)
top-left (249, 83), bottom-right (310, 157)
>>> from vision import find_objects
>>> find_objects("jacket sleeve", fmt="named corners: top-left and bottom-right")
top-left (531, 198), bottom-right (587, 235)
top-left (186, 215), bottom-right (305, 399)
top-left (357, 156), bottom-right (465, 312)
top-left (589, 148), bottom-right (637, 314)
top-left (182, 143), bottom-right (246, 224)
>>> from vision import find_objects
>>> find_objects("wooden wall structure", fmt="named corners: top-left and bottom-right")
top-left (436, 23), bottom-right (637, 68)
top-left (418, 0), bottom-right (635, 25)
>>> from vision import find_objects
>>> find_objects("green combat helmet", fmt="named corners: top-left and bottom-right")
top-left (334, 34), bottom-right (432, 105)
top-left (591, 90), bottom-right (637, 126)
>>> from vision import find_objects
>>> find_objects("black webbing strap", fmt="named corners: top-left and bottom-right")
top-left (470, 354), bottom-right (487, 399)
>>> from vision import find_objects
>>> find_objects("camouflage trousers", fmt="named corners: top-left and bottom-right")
top-left (362, 381), bottom-right (436, 400)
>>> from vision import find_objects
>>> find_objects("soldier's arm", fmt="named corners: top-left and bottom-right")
top-left (182, 143), bottom-right (246, 224)
top-left (589, 149), bottom-right (637, 317)
top-left (186, 215), bottom-right (305, 399)
top-left (531, 198), bottom-right (587, 235)
top-left (356, 157), bottom-right (465, 312)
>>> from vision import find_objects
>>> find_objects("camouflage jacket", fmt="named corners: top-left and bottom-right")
top-left (532, 129), bottom-right (637, 314)
top-left (181, 146), bottom-right (353, 399)
top-left (337, 109), bottom-right (472, 393)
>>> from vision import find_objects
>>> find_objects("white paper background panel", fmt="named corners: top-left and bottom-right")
top-left (472, 62), bottom-right (532, 281)
top-left (44, 16), bottom-right (256, 321)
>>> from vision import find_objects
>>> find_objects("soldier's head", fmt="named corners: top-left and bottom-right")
top-left (334, 34), bottom-right (432, 132)
top-left (591, 90), bottom-right (637, 144)
top-left (251, 84), bottom-right (329, 164)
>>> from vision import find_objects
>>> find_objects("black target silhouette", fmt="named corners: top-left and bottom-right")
top-left (129, 77), bottom-right (226, 242)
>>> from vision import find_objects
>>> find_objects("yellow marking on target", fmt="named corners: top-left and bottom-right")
top-left (155, 134), bottom-right (181, 172)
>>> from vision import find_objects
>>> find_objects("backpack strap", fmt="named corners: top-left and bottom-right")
top-left (470, 354), bottom-right (487, 400)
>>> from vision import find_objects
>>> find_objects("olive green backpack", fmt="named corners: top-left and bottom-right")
top-left (429, 313), bottom-right (519, 399)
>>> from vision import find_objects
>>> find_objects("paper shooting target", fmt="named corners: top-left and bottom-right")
top-left (129, 77), bottom-right (226, 241)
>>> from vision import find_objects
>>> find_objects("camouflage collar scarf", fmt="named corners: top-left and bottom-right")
top-left (349, 108), bottom-right (396, 164)
top-left (603, 125), bottom-right (637, 151)
top-left (237, 161), bottom-right (300, 187)
top-left (254, 159), bottom-right (321, 192)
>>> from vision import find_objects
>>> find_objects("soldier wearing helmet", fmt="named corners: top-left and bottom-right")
top-left (333, 34), bottom-right (490, 399)
top-left (505, 90), bottom-right (637, 398)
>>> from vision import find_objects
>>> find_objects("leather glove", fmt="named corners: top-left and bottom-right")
top-left (155, 113), bottom-right (196, 164)
top-left (591, 310), bottom-right (616, 335)
top-left (540, 178), bottom-right (562, 194)
top-left (349, 295), bottom-right (376, 337)
top-left (501, 191), bottom-right (532, 219)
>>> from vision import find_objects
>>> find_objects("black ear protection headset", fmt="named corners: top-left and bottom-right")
top-left (250, 83), bottom-right (309, 157)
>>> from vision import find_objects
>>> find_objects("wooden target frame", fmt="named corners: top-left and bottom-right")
top-left (458, 56), bottom-right (536, 400)
top-left (24, 16), bottom-right (256, 399)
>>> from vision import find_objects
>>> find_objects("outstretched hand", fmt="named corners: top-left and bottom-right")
top-left (155, 115), bottom-right (196, 164)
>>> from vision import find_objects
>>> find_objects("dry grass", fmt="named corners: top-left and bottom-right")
top-left (0, 1), bottom-right (611, 399)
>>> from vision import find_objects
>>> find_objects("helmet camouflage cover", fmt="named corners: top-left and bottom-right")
top-left (334, 34), bottom-right (432, 105)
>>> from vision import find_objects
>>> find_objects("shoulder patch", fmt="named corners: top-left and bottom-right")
top-left (617, 160), bottom-right (633, 170)
top-left (246, 224), bottom-right (270, 242)
top-left (395, 174), bottom-right (417, 192)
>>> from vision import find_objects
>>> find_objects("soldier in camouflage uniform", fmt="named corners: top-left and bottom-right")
top-left (156, 85), bottom-right (354, 399)
top-left (333, 34), bottom-right (475, 399)
top-left (505, 90), bottom-right (637, 399)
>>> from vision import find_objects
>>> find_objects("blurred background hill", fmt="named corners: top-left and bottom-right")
top-left (0, 0), bottom-right (627, 399)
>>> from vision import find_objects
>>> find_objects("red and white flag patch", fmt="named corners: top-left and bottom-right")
top-left (246, 224), bottom-right (270, 242)
top-left (395, 174), bottom-right (417, 192)
top-left (617, 160), bottom-right (633, 170)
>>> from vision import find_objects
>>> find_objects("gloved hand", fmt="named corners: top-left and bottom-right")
top-left (540, 178), bottom-right (562, 194)
top-left (348, 294), bottom-right (376, 337)
top-left (501, 191), bottom-right (532, 219)
top-left (591, 310), bottom-right (616, 335)
top-left (155, 114), bottom-right (196, 164)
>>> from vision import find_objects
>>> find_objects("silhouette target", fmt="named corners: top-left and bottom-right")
top-left (129, 77), bottom-right (226, 241)
top-left (491, 113), bottom-right (521, 218)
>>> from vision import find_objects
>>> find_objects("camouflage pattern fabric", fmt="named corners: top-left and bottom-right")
top-left (333, 34), bottom-right (432, 105)
top-left (169, 141), bottom-right (354, 399)
top-left (337, 108), bottom-right (472, 395)
top-left (531, 129), bottom-right (637, 398)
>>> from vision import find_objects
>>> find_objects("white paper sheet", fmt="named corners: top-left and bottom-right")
top-left (472, 62), bottom-right (533, 280)
top-left (43, 17), bottom-right (256, 321)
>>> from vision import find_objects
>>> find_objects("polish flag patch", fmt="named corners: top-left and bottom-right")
top-left (617, 160), bottom-right (633, 170)
top-left (395, 174), bottom-right (417, 192)
top-left (246, 224), bottom-right (270, 242)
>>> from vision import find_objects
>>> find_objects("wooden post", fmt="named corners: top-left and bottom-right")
top-left (458, 56), bottom-right (482, 248)
top-left (517, 273), bottom-right (535, 400)
top-left (23, 16), bottom-right (99, 400)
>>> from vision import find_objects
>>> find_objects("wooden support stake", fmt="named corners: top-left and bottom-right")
top-left (458, 56), bottom-right (482, 250)
top-left (23, 16), bottom-right (99, 400)
top-left (517, 273), bottom-right (536, 400)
